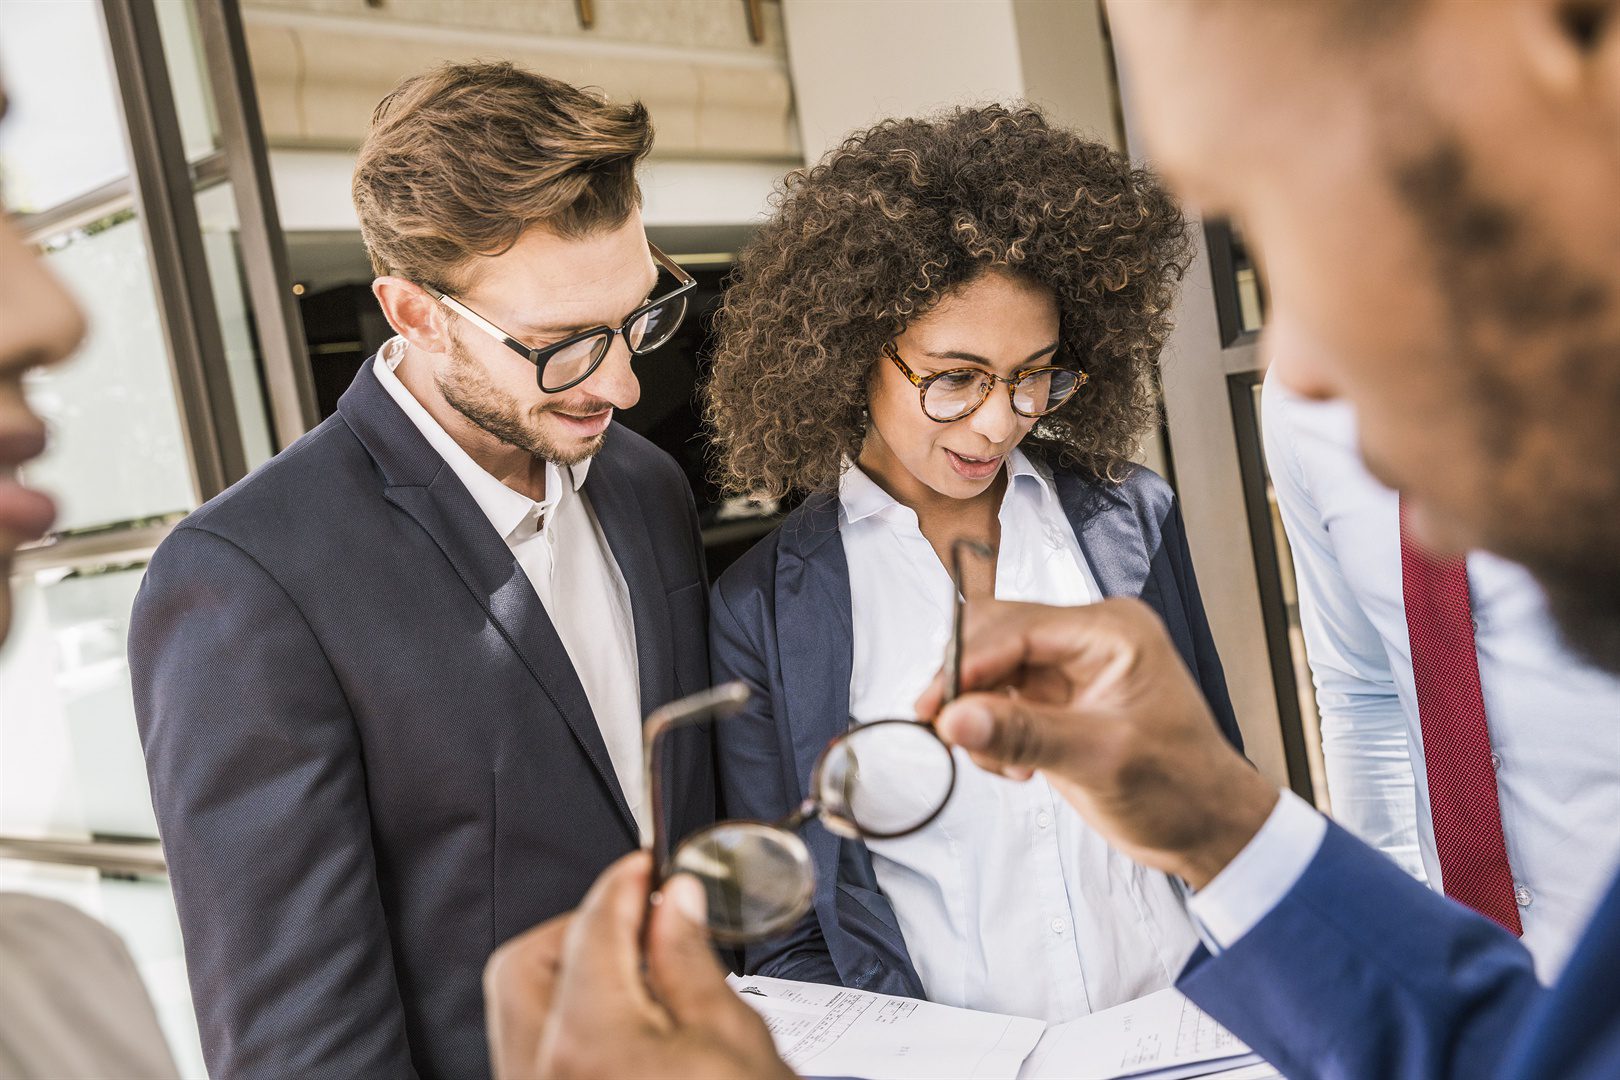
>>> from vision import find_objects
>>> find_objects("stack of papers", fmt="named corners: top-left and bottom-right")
top-left (1018, 988), bottom-right (1274, 1079)
top-left (730, 974), bottom-right (1279, 1080)
top-left (728, 974), bottom-right (1043, 1079)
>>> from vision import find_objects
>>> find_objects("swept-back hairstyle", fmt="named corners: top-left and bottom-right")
top-left (352, 61), bottom-right (653, 293)
top-left (704, 103), bottom-right (1192, 497)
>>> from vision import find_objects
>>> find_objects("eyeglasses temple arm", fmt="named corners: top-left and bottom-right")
top-left (643, 681), bottom-right (751, 882)
top-left (945, 539), bottom-right (995, 708)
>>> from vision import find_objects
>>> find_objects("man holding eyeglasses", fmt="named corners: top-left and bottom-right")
top-left (128, 62), bottom-right (715, 1079)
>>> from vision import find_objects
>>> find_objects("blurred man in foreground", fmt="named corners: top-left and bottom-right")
top-left (485, 0), bottom-right (1620, 1076)
top-left (0, 89), bottom-right (177, 1077)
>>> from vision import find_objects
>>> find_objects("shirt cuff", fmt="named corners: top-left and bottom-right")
top-left (1186, 790), bottom-right (1329, 949)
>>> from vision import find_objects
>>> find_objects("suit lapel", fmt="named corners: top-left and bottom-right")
top-left (339, 361), bottom-right (639, 841)
top-left (1056, 469), bottom-right (1157, 604)
top-left (772, 494), bottom-right (855, 800)
top-left (581, 437), bottom-right (676, 720)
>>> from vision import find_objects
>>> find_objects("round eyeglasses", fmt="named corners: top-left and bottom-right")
top-left (883, 342), bottom-right (1088, 423)
top-left (644, 539), bottom-right (995, 944)
top-left (422, 242), bottom-right (697, 393)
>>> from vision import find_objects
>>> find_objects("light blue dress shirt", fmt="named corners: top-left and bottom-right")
top-left (1259, 368), bottom-right (1620, 977)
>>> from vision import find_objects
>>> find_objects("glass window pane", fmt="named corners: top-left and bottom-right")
top-left (26, 215), bottom-right (197, 533)
top-left (0, 564), bottom-right (157, 840)
top-left (197, 184), bottom-right (276, 469)
top-left (0, 860), bottom-right (206, 1079)
top-left (0, 0), bottom-right (128, 213)
top-left (153, 0), bottom-right (221, 162)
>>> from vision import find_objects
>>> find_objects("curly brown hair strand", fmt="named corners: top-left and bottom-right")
top-left (704, 104), bottom-right (1192, 498)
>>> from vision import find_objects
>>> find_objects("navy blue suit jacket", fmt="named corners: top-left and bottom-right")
top-left (1179, 820), bottom-right (1620, 1078)
top-left (129, 362), bottom-right (714, 1079)
top-left (710, 462), bottom-right (1242, 996)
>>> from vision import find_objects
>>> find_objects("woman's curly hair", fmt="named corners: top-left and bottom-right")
top-left (703, 103), bottom-right (1192, 497)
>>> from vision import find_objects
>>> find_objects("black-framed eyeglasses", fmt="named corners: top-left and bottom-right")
top-left (422, 242), bottom-right (697, 394)
top-left (883, 341), bottom-right (1088, 423)
top-left (642, 539), bottom-right (993, 944)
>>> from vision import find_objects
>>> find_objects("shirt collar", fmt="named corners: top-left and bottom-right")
top-left (838, 446), bottom-right (1052, 528)
top-left (374, 337), bottom-right (588, 540)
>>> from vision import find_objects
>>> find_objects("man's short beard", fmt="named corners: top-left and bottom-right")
top-left (1395, 138), bottom-right (1620, 676)
top-left (1534, 564), bottom-right (1620, 677)
top-left (436, 333), bottom-right (606, 467)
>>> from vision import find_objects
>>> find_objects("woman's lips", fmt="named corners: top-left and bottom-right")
top-left (945, 448), bottom-right (1003, 481)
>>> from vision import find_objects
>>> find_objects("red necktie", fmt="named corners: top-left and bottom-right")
top-left (1399, 500), bottom-right (1522, 935)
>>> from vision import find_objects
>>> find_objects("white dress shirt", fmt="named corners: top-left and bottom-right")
top-left (840, 450), bottom-right (1199, 1023)
top-left (374, 340), bottom-right (649, 839)
top-left (1257, 369), bottom-right (1620, 976)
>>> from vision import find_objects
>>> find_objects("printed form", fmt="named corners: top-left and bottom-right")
top-left (727, 974), bottom-right (1045, 1080)
top-left (1018, 987), bottom-right (1265, 1080)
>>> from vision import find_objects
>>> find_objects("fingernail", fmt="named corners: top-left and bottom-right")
top-left (662, 873), bottom-right (708, 926)
top-left (941, 701), bottom-right (993, 750)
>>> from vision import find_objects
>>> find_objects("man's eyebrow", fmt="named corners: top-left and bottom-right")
top-left (923, 342), bottom-right (1061, 367)
top-left (513, 273), bottom-right (662, 339)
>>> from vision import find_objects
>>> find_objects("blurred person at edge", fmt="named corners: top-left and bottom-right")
top-left (129, 62), bottom-right (715, 1078)
top-left (0, 85), bottom-right (179, 1078)
top-left (702, 104), bottom-right (1238, 1023)
top-left (480, 1), bottom-right (1620, 1078)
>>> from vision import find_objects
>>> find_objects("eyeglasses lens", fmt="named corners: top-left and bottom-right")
top-left (1015, 368), bottom-right (1080, 415)
top-left (817, 721), bottom-right (955, 839)
top-left (539, 333), bottom-right (612, 392)
top-left (628, 294), bottom-right (688, 353)
top-left (923, 371), bottom-right (991, 421)
top-left (669, 821), bottom-right (814, 942)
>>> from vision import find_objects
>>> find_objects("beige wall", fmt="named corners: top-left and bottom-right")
top-left (780, 0), bottom-right (1118, 162)
top-left (242, 0), bottom-right (797, 160)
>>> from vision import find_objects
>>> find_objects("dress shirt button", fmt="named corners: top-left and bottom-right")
top-left (1514, 883), bottom-right (1533, 908)
top-left (1490, 752), bottom-right (1502, 771)
top-left (1050, 918), bottom-right (1067, 935)
top-left (1037, 811), bottom-right (1052, 829)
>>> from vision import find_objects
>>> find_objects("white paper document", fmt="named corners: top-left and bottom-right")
top-left (1018, 988), bottom-right (1262, 1080)
top-left (728, 974), bottom-right (1045, 1080)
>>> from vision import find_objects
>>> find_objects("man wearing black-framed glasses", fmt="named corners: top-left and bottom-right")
top-left (128, 62), bottom-right (717, 1079)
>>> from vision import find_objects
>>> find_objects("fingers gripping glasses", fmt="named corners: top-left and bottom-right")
top-left (643, 539), bottom-right (995, 944)
top-left (422, 243), bottom-right (697, 394)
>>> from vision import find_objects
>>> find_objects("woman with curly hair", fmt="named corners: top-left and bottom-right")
top-left (703, 104), bottom-right (1242, 1022)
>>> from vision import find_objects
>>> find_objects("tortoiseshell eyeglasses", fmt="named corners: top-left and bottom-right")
top-left (883, 341), bottom-right (1088, 423)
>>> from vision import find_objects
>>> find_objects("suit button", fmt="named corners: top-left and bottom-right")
top-left (1514, 884), bottom-right (1533, 908)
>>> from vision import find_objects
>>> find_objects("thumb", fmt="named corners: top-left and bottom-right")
top-left (936, 692), bottom-right (1083, 776)
top-left (643, 874), bottom-right (736, 1023)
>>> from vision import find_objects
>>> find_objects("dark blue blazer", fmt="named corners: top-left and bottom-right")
top-left (129, 361), bottom-right (714, 1079)
top-left (1179, 820), bottom-right (1620, 1079)
top-left (710, 462), bottom-right (1242, 996)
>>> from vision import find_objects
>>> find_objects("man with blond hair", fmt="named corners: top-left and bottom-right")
top-left (130, 62), bottom-right (715, 1078)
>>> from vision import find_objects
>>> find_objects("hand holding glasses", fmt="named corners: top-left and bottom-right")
top-left (643, 539), bottom-right (995, 944)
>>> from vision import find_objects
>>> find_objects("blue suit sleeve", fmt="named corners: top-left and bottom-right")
top-left (129, 527), bottom-right (415, 1078)
top-left (1178, 821), bottom-right (1544, 1079)
top-left (709, 575), bottom-right (843, 986)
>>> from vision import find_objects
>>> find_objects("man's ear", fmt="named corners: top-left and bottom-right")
top-left (373, 276), bottom-right (454, 355)
top-left (1516, 0), bottom-right (1619, 103)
